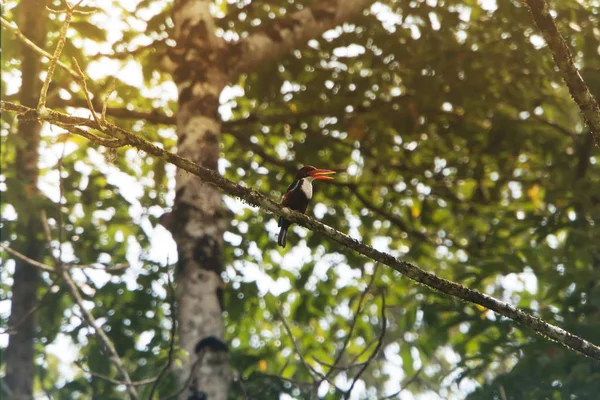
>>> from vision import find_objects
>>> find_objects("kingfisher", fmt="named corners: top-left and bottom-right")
top-left (278, 165), bottom-right (336, 247)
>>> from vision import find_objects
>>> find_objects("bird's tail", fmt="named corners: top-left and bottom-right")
top-left (278, 219), bottom-right (290, 248)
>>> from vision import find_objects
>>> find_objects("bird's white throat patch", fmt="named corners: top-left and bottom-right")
top-left (300, 178), bottom-right (313, 199)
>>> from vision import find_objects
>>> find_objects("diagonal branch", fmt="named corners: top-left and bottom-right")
top-left (0, 243), bottom-right (55, 272)
top-left (2, 284), bottom-right (58, 335)
top-left (0, 16), bottom-right (79, 78)
top-left (71, 58), bottom-right (104, 128)
top-left (227, 0), bottom-right (375, 78)
top-left (321, 265), bottom-right (380, 382)
top-left (344, 291), bottom-right (386, 399)
top-left (525, 0), bottom-right (600, 146)
top-left (159, 354), bottom-right (203, 400)
top-left (61, 265), bottom-right (140, 399)
top-left (37, 0), bottom-right (80, 110)
top-left (3, 101), bottom-right (600, 361)
top-left (147, 267), bottom-right (178, 399)
top-left (1, 243), bottom-right (129, 272)
top-left (381, 367), bottom-right (422, 399)
top-left (39, 211), bottom-right (139, 400)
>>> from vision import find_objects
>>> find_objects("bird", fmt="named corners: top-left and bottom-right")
top-left (278, 165), bottom-right (336, 247)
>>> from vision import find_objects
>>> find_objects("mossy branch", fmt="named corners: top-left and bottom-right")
top-left (526, 0), bottom-right (600, 146)
top-left (37, 1), bottom-right (80, 111)
top-left (3, 100), bottom-right (600, 362)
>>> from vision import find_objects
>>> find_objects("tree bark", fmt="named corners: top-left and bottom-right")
top-left (525, 0), bottom-right (600, 146)
top-left (5, 100), bottom-right (600, 360)
top-left (4, 0), bottom-right (48, 399)
top-left (167, 1), bottom-right (376, 398)
top-left (227, 0), bottom-right (375, 78)
top-left (169, 1), bottom-right (231, 399)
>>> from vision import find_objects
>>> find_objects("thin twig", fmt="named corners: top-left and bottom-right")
top-left (72, 58), bottom-right (104, 129)
top-left (247, 359), bottom-right (294, 399)
top-left (102, 78), bottom-right (116, 122)
top-left (47, 1), bottom-right (92, 15)
top-left (0, 243), bottom-right (55, 272)
top-left (498, 384), bottom-right (508, 400)
top-left (38, 351), bottom-right (55, 400)
top-left (159, 354), bottom-right (203, 400)
top-left (2, 284), bottom-right (58, 334)
top-left (40, 210), bottom-right (61, 269)
top-left (89, 39), bottom-right (168, 61)
top-left (323, 265), bottom-right (380, 382)
top-left (37, 1), bottom-right (79, 110)
top-left (277, 310), bottom-right (342, 397)
top-left (278, 311), bottom-right (317, 383)
top-left (312, 355), bottom-right (366, 371)
top-left (148, 268), bottom-right (178, 399)
top-left (53, 123), bottom-right (125, 148)
top-left (3, 101), bottom-right (92, 126)
top-left (0, 17), bottom-right (78, 78)
top-left (75, 361), bottom-right (158, 386)
top-left (61, 269), bottom-right (139, 399)
top-left (75, 263), bottom-right (130, 271)
top-left (77, 263), bottom-right (130, 271)
top-left (62, 269), bottom-right (139, 399)
top-left (345, 291), bottom-right (387, 399)
top-left (234, 371), bottom-right (249, 400)
top-left (531, 114), bottom-right (575, 138)
top-left (335, 333), bottom-right (385, 371)
top-left (40, 213), bottom-right (139, 400)
top-left (350, 185), bottom-right (432, 245)
top-left (0, 243), bottom-right (130, 273)
top-left (381, 367), bottom-right (422, 399)
top-left (56, 130), bottom-right (70, 263)
top-left (256, 372), bottom-right (314, 395)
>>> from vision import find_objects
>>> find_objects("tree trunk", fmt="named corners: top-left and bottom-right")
top-left (166, 1), bottom-right (374, 398)
top-left (5, 0), bottom-right (48, 398)
top-left (169, 1), bottom-right (231, 399)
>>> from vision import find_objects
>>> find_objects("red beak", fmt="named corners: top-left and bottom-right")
top-left (308, 169), bottom-right (336, 181)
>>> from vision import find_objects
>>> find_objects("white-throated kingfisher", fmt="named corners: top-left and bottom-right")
top-left (278, 165), bottom-right (336, 247)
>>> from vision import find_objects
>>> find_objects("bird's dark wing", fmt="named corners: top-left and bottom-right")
top-left (279, 180), bottom-right (300, 227)
top-left (281, 179), bottom-right (300, 205)
top-left (284, 180), bottom-right (300, 195)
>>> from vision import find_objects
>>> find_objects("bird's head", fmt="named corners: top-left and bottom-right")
top-left (296, 165), bottom-right (336, 181)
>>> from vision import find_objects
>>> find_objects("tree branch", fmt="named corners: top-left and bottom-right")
top-left (0, 243), bottom-right (129, 272)
top-left (3, 101), bottom-right (600, 361)
top-left (277, 310), bottom-right (319, 385)
top-left (525, 0), bottom-right (600, 146)
top-left (74, 362), bottom-right (158, 387)
top-left (344, 291), bottom-right (386, 399)
top-left (381, 367), bottom-right (422, 399)
top-left (37, 0), bottom-right (80, 111)
top-left (2, 283), bottom-right (58, 335)
top-left (321, 265), bottom-right (379, 383)
top-left (0, 243), bottom-right (55, 272)
top-left (0, 16), bottom-right (79, 78)
top-left (62, 269), bottom-right (140, 399)
top-left (227, 0), bottom-right (375, 78)
top-left (159, 354), bottom-right (203, 400)
top-left (148, 267), bottom-right (178, 400)
top-left (39, 211), bottom-right (139, 400)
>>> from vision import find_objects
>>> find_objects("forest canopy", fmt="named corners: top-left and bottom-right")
top-left (1, 0), bottom-right (600, 399)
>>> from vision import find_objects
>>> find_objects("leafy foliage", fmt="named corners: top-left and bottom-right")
top-left (1, 0), bottom-right (599, 399)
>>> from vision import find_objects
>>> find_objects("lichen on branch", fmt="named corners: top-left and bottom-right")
top-left (526, 0), bottom-right (600, 146)
top-left (2, 99), bottom-right (600, 361)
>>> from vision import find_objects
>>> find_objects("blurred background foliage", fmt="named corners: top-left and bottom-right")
top-left (1, 0), bottom-right (600, 398)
